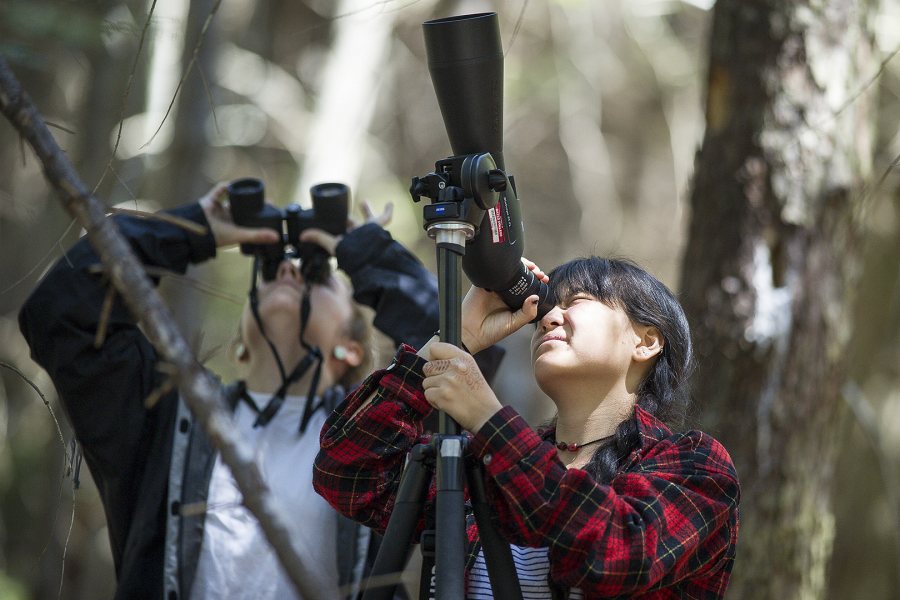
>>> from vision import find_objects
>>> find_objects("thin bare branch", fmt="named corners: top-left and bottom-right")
top-left (198, 64), bottom-right (220, 135)
top-left (57, 492), bottom-right (76, 600)
top-left (45, 121), bottom-right (76, 135)
top-left (142, 0), bottom-right (223, 148)
top-left (86, 262), bottom-right (245, 305)
top-left (505, 0), bottom-right (530, 58)
top-left (105, 162), bottom-right (138, 206)
top-left (144, 378), bottom-right (176, 409)
top-left (94, 283), bottom-right (115, 348)
top-left (332, 0), bottom-right (422, 20)
top-left (0, 219), bottom-right (78, 297)
top-left (833, 42), bottom-right (900, 119)
top-left (0, 361), bottom-right (67, 458)
top-left (0, 58), bottom-right (325, 599)
top-left (95, 0), bottom-right (160, 195)
top-left (107, 207), bottom-right (208, 236)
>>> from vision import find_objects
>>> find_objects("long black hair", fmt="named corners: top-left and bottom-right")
top-left (544, 257), bottom-right (694, 484)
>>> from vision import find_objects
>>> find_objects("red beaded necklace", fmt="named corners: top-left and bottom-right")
top-left (552, 433), bottom-right (615, 453)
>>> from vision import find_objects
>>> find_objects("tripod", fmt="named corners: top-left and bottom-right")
top-left (361, 208), bottom-right (523, 599)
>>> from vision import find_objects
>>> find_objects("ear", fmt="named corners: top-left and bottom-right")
top-left (232, 340), bottom-right (250, 364)
top-left (633, 325), bottom-right (663, 363)
top-left (334, 339), bottom-right (364, 367)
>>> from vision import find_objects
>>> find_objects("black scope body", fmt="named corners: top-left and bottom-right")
top-left (422, 12), bottom-right (552, 319)
top-left (227, 178), bottom-right (348, 283)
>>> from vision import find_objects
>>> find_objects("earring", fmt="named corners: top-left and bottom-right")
top-left (333, 345), bottom-right (348, 361)
top-left (235, 342), bottom-right (248, 361)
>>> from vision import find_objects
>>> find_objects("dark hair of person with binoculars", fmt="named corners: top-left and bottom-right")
top-left (314, 256), bottom-right (741, 599)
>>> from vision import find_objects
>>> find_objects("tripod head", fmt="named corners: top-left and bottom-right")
top-left (410, 152), bottom-right (508, 244)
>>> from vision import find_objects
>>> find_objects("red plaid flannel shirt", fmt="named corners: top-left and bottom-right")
top-left (314, 346), bottom-right (740, 598)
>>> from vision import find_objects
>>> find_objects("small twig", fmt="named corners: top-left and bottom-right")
top-left (94, 284), bottom-right (116, 348)
top-left (0, 219), bottom-right (78, 297)
top-left (57, 492), bottom-right (76, 600)
top-left (105, 162), bottom-right (138, 205)
top-left (853, 148), bottom-right (900, 225)
top-left (832, 43), bottom-right (900, 119)
top-left (199, 342), bottom-right (225, 366)
top-left (191, 329), bottom-right (227, 366)
top-left (107, 207), bottom-right (208, 236)
top-left (198, 64), bottom-right (220, 135)
top-left (505, 0), bottom-right (530, 58)
top-left (87, 263), bottom-right (245, 305)
top-left (144, 377), bottom-right (176, 409)
top-left (0, 361), bottom-right (67, 458)
top-left (95, 0), bottom-right (159, 195)
top-left (142, 0), bottom-right (224, 148)
top-left (156, 361), bottom-right (178, 376)
top-left (45, 121), bottom-right (76, 135)
top-left (2, 360), bottom-right (75, 597)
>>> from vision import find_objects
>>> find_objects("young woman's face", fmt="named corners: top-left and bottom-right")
top-left (241, 259), bottom-right (354, 354)
top-left (530, 293), bottom-right (639, 389)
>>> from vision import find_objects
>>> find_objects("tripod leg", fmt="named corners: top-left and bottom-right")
top-left (434, 437), bottom-right (467, 599)
top-left (362, 444), bottom-right (434, 600)
top-left (466, 460), bottom-right (523, 599)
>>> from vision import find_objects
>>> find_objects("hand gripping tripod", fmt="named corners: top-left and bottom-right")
top-left (359, 155), bottom-right (523, 600)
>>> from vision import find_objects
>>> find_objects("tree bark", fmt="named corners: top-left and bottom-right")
top-left (0, 58), bottom-right (326, 600)
top-left (680, 1), bottom-right (877, 598)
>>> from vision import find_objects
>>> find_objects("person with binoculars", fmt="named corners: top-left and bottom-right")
top-left (314, 256), bottom-right (741, 599)
top-left (18, 181), bottom-right (471, 599)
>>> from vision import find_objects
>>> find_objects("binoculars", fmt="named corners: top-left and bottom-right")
top-left (227, 178), bottom-right (348, 283)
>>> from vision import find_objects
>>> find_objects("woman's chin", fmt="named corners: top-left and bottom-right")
top-left (533, 355), bottom-right (565, 386)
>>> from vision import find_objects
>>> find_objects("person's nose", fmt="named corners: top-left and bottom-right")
top-left (538, 305), bottom-right (565, 332)
top-left (275, 259), bottom-right (303, 283)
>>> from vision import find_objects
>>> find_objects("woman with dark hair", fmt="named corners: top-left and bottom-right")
top-left (314, 257), bottom-right (740, 599)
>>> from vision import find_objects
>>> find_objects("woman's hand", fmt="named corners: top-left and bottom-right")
top-left (299, 200), bottom-right (393, 256)
top-left (199, 183), bottom-right (280, 248)
top-left (460, 258), bottom-right (550, 354)
top-left (422, 342), bottom-right (502, 433)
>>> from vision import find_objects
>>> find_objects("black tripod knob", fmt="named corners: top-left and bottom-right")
top-left (409, 176), bottom-right (428, 202)
top-left (488, 169), bottom-right (508, 192)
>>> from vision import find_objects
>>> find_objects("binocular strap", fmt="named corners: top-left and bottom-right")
top-left (246, 257), bottom-right (324, 434)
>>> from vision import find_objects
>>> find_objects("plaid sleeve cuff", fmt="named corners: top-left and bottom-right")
top-left (374, 344), bottom-right (431, 417)
top-left (468, 405), bottom-right (544, 474)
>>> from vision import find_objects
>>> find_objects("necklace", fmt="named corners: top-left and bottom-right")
top-left (552, 433), bottom-right (615, 452)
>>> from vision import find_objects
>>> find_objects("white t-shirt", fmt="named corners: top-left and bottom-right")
top-left (191, 391), bottom-right (339, 600)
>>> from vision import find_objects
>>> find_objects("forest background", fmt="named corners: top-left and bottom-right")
top-left (0, 0), bottom-right (898, 598)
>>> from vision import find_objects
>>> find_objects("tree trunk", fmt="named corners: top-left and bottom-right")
top-left (680, 1), bottom-right (877, 598)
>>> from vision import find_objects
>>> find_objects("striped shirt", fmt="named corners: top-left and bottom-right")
top-left (464, 545), bottom-right (584, 599)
